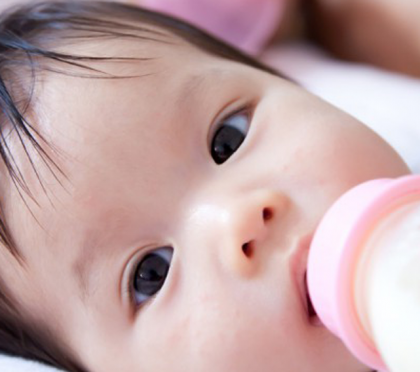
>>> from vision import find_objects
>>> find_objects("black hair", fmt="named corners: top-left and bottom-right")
top-left (0, 1), bottom-right (282, 371)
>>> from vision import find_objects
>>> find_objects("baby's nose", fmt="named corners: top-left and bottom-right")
top-left (186, 189), bottom-right (290, 278)
top-left (221, 190), bottom-right (289, 277)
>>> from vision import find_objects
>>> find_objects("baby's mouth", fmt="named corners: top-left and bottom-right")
top-left (304, 271), bottom-right (322, 326)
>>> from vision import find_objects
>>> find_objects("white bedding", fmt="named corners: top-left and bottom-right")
top-left (1, 42), bottom-right (419, 372)
top-left (0, 353), bottom-right (62, 371)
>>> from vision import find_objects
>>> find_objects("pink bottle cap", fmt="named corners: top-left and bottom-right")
top-left (140, 0), bottom-right (284, 55)
top-left (307, 174), bottom-right (420, 371)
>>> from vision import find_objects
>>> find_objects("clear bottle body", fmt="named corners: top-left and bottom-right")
top-left (355, 200), bottom-right (420, 372)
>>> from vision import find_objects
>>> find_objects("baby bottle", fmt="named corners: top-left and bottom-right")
top-left (307, 174), bottom-right (420, 372)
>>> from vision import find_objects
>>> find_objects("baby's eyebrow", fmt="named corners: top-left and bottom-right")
top-left (71, 207), bottom-right (130, 302)
top-left (174, 73), bottom-right (207, 107)
top-left (72, 232), bottom-right (102, 303)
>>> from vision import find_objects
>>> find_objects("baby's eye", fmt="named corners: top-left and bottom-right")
top-left (132, 246), bottom-right (173, 306)
top-left (210, 107), bottom-right (251, 164)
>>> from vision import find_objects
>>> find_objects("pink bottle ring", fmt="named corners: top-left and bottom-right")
top-left (307, 174), bottom-right (420, 371)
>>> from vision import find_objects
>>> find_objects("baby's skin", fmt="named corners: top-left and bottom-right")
top-left (0, 26), bottom-right (409, 371)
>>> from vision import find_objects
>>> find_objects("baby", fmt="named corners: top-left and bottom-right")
top-left (0, 1), bottom-right (410, 372)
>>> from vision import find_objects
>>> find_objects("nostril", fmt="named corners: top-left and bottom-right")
top-left (263, 207), bottom-right (273, 221)
top-left (242, 242), bottom-right (253, 258)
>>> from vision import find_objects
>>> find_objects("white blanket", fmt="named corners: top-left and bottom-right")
top-left (1, 42), bottom-right (420, 372)
top-left (0, 354), bottom-right (62, 371)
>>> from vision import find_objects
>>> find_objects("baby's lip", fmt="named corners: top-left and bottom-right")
top-left (291, 232), bottom-right (323, 326)
top-left (304, 271), bottom-right (322, 326)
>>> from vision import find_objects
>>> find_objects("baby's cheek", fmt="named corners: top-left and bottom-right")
top-left (147, 297), bottom-right (297, 372)
top-left (158, 300), bottom-right (244, 369)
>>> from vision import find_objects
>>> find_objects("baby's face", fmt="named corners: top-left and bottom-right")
top-left (1, 35), bottom-right (408, 372)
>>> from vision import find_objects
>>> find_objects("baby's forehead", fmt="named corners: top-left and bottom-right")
top-left (15, 43), bottom-right (239, 209)
top-left (34, 39), bottom-right (200, 134)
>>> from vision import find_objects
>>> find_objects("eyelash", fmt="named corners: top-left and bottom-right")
top-left (210, 102), bottom-right (254, 163)
top-left (213, 102), bottom-right (253, 136)
top-left (123, 256), bottom-right (139, 308)
top-left (124, 246), bottom-right (173, 311)
top-left (123, 249), bottom-right (152, 310)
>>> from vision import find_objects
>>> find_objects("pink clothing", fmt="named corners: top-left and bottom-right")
top-left (141, 0), bottom-right (284, 54)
